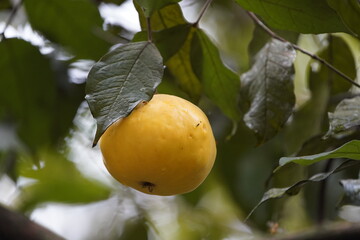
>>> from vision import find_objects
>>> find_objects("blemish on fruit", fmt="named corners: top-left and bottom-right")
top-left (196, 121), bottom-right (202, 127)
top-left (140, 181), bottom-right (156, 192)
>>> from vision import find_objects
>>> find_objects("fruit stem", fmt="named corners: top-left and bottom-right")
top-left (146, 17), bottom-right (153, 42)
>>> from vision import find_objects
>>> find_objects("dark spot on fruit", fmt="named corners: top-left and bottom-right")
top-left (196, 121), bottom-right (202, 127)
top-left (140, 181), bottom-right (155, 192)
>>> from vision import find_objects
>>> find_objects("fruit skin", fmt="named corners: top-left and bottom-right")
top-left (99, 94), bottom-right (217, 196)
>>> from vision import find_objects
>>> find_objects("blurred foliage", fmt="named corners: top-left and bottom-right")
top-left (17, 150), bottom-right (111, 212)
top-left (0, 0), bottom-right (360, 239)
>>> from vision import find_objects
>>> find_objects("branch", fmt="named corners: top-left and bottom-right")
top-left (261, 223), bottom-right (360, 240)
top-left (247, 11), bottom-right (360, 89)
top-left (194, 0), bottom-right (213, 26)
top-left (0, 205), bottom-right (65, 240)
top-left (0, 0), bottom-right (23, 42)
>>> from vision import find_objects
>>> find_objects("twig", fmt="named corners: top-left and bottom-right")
top-left (146, 17), bottom-right (152, 42)
top-left (0, 0), bottom-right (23, 42)
top-left (194, 0), bottom-right (213, 26)
top-left (246, 11), bottom-right (360, 89)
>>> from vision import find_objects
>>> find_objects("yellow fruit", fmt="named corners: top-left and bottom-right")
top-left (99, 94), bottom-right (217, 196)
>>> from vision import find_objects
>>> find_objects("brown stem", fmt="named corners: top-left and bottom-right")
top-left (246, 11), bottom-right (360, 89)
top-left (0, 205), bottom-right (65, 240)
top-left (146, 17), bottom-right (152, 42)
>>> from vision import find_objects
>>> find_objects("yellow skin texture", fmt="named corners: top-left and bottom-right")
top-left (99, 94), bottom-right (217, 196)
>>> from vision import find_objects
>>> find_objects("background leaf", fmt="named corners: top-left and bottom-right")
top-left (134, 0), bottom-right (181, 17)
top-left (247, 160), bottom-right (360, 220)
top-left (0, 0), bottom-right (11, 10)
top-left (17, 151), bottom-right (111, 212)
top-left (85, 41), bottom-right (163, 145)
top-left (280, 140), bottom-right (360, 167)
top-left (241, 38), bottom-right (296, 144)
top-left (235, 0), bottom-right (348, 33)
top-left (191, 29), bottom-right (241, 121)
top-left (284, 36), bottom-right (355, 155)
top-left (327, 0), bottom-right (360, 38)
top-left (24, 0), bottom-right (110, 60)
top-left (136, 3), bottom-right (202, 100)
top-left (132, 24), bottom-right (191, 62)
top-left (0, 39), bottom-right (56, 151)
top-left (326, 96), bottom-right (360, 138)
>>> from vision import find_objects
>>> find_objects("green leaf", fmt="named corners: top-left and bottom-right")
top-left (241, 39), bottom-right (296, 144)
top-left (325, 96), bottom-right (360, 138)
top-left (135, 0), bottom-right (181, 17)
top-left (235, 0), bottom-right (348, 34)
top-left (166, 29), bottom-right (202, 100)
top-left (328, 0), bottom-right (360, 38)
top-left (136, 3), bottom-right (202, 100)
top-left (280, 140), bottom-right (360, 167)
top-left (191, 29), bottom-right (241, 121)
top-left (85, 41), bottom-right (163, 145)
top-left (132, 24), bottom-right (191, 61)
top-left (0, 39), bottom-right (56, 151)
top-left (246, 160), bottom-right (360, 221)
top-left (24, 0), bottom-right (110, 60)
top-left (17, 151), bottom-right (111, 211)
top-left (136, 3), bottom-right (187, 31)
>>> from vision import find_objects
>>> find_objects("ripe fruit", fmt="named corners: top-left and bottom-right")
top-left (99, 94), bottom-right (217, 196)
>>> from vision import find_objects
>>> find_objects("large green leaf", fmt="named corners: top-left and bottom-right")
top-left (86, 41), bottom-right (163, 145)
top-left (0, 39), bottom-right (56, 151)
top-left (280, 140), bottom-right (360, 167)
top-left (246, 160), bottom-right (360, 221)
top-left (241, 39), bottom-right (296, 144)
top-left (325, 96), bottom-right (360, 138)
top-left (235, 0), bottom-right (348, 34)
top-left (191, 29), bottom-right (241, 121)
top-left (136, 3), bottom-right (202, 100)
top-left (328, 0), bottom-right (360, 38)
top-left (135, 0), bottom-right (181, 17)
top-left (17, 151), bottom-right (111, 211)
top-left (24, 0), bottom-right (110, 60)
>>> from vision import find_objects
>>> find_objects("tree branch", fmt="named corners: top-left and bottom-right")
top-left (246, 11), bottom-right (360, 89)
top-left (261, 223), bottom-right (360, 240)
top-left (0, 205), bottom-right (65, 240)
